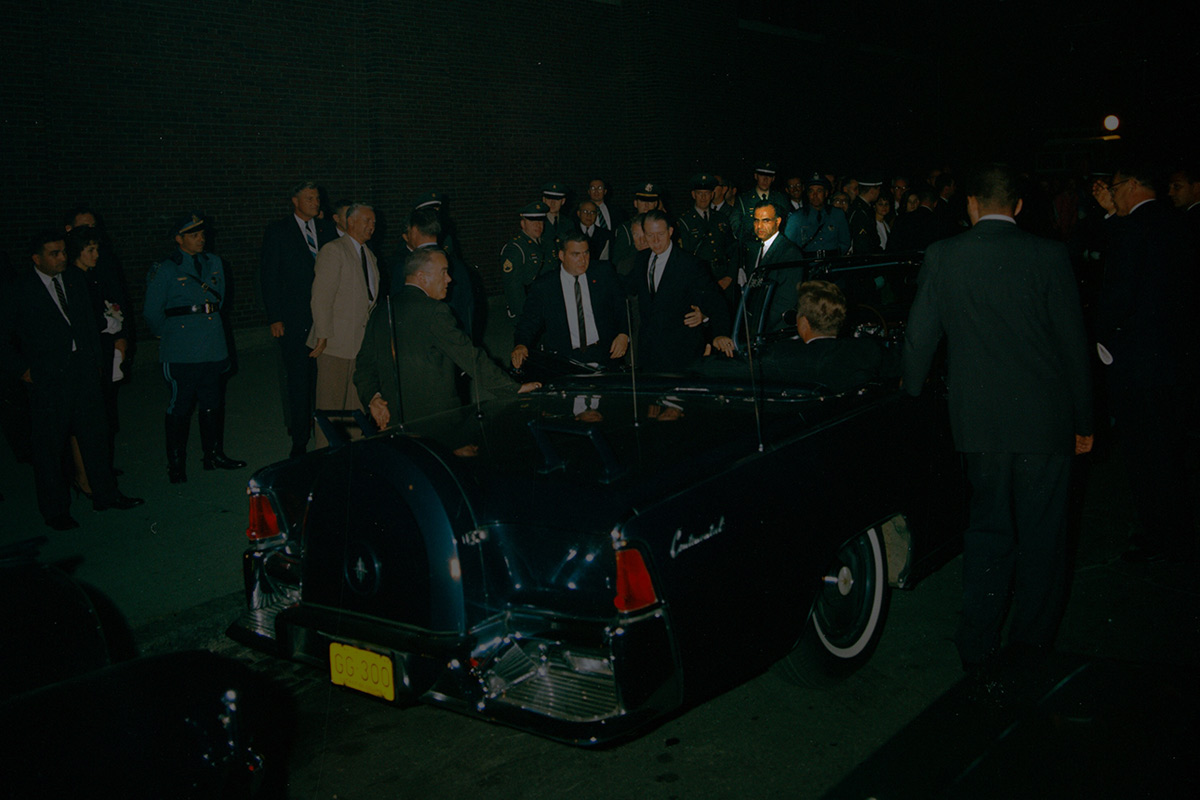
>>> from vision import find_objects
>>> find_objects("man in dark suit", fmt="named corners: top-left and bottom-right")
top-left (1, 232), bottom-right (142, 529)
top-left (355, 249), bottom-right (538, 429)
top-left (1167, 165), bottom-right (1200, 250)
top-left (699, 280), bottom-right (892, 392)
top-left (395, 206), bottom-right (477, 342)
top-left (1092, 167), bottom-right (1196, 562)
top-left (511, 233), bottom-right (629, 369)
top-left (888, 185), bottom-right (940, 252)
top-left (747, 201), bottom-right (805, 332)
top-left (573, 201), bottom-right (614, 263)
top-left (633, 210), bottom-right (733, 372)
top-left (903, 164), bottom-right (1093, 674)
top-left (260, 181), bottom-right (338, 457)
top-left (585, 178), bottom-right (625, 234)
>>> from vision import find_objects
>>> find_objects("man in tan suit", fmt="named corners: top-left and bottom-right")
top-left (307, 203), bottom-right (379, 447)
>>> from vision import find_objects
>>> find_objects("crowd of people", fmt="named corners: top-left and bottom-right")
top-left (3, 161), bottom-right (1198, 698)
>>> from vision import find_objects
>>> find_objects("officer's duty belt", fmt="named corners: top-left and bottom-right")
top-left (165, 303), bottom-right (218, 317)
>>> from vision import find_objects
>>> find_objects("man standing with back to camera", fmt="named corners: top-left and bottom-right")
top-left (903, 164), bottom-right (1093, 680)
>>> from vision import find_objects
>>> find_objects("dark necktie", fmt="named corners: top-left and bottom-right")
top-left (53, 275), bottom-right (69, 317)
top-left (702, 210), bottom-right (709, 222)
top-left (305, 220), bottom-right (318, 259)
top-left (574, 275), bottom-right (587, 349)
top-left (648, 253), bottom-right (658, 295)
top-left (360, 246), bottom-right (374, 301)
top-left (596, 209), bottom-right (607, 229)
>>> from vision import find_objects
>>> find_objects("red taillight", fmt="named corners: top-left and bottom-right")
top-left (613, 548), bottom-right (658, 612)
top-left (246, 493), bottom-right (281, 541)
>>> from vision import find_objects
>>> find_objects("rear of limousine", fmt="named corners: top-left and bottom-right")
top-left (227, 431), bottom-right (683, 745)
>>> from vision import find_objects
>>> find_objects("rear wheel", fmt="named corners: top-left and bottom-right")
top-left (776, 526), bottom-right (889, 687)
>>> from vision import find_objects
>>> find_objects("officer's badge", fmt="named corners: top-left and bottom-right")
top-left (502, 259), bottom-right (513, 273)
top-left (644, 183), bottom-right (653, 192)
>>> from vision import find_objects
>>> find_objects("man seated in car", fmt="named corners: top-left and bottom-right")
top-left (698, 280), bottom-right (895, 392)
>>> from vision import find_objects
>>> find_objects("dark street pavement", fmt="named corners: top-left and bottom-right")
top-left (1, 300), bottom-right (1196, 798)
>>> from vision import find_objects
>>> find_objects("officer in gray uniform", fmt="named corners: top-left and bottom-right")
top-left (144, 213), bottom-right (245, 482)
top-left (500, 201), bottom-right (550, 317)
top-left (783, 173), bottom-right (851, 257)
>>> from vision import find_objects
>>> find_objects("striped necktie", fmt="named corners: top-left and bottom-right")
top-left (304, 220), bottom-right (318, 259)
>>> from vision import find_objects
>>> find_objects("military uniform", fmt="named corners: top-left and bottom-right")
top-left (539, 182), bottom-right (571, 265)
top-left (676, 174), bottom-right (739, 288)
top-left (847, 195), bottom-right (882, 254)
top-left (501, 201), bottom-right (550, 317)
top-left (144, 213), bottom-right (244, 482)
top-left (730, 161), bottom-right (790, 244)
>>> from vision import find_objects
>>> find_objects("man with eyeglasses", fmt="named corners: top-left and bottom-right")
top-left (1091, 167), bottom-right (1197, 563)
top-left (585, 178), bottom-right (624, 233)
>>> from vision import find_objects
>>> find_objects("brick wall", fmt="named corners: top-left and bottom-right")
top-left (2, 0), bottom-right (931, 337)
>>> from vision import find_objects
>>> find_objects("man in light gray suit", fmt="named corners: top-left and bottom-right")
top-left (307, 203), bottom-right (379, 447)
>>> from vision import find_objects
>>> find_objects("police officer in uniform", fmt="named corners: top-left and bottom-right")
top-left (501, 201), bottom-right (550, 318)
top-left (675, 173), bottom-right (740, 305)
top-left (144, 213), bottom-right (246, 482)
top-left (783, 173), bottom-right (851, 257)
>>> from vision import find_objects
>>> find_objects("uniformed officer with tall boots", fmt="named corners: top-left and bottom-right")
top-left (145, 213), bottom-right (246, 482)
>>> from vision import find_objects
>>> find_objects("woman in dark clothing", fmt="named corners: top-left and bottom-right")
top-left (65, 226), bottom-right (128, 495)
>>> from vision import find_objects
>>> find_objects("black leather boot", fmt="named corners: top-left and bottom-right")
top-left (165, 414), bottom-right (189, 483)
top-left (199, 407), bottom-right (247, 470)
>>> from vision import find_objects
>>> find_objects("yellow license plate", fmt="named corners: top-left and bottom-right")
top-left (329, 642), bottom-right (396, 701)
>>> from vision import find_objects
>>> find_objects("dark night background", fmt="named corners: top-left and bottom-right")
top-left (1, 0), bottom-right (1195, 332)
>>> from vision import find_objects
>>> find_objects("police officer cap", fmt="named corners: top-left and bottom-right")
top-left (804, 172), bottom-right (832, 190)
top-left (856, 174), bottom-right (884, 187)
top-left (634, 183), bottom-right (661, 200)
top-left (520, 201), bottom-right (549, 220)
top-left (540, 182), bottom-right (567, 199)
top-left (754, 160), bottom-right (778, 176)
top-left (413, 190), bottom-right (444, 209)
top-left (171, 213), bottom-right (206, 237)
top-left (690, 173), bottom-right (717, 190)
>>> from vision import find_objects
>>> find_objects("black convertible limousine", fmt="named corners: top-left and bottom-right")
top-left (228, 255), bottom-right (967, 745)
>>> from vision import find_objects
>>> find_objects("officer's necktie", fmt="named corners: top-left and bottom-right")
top-left (574, 275), bottom-right (587, 349)
top-left (648, 253), bottom-right (658, 295)
top-left (702, 210), bottom-right (709, 222)
top-left (360, 246), bottom-right (374, 301)
top-left (53, 276), bottom-right (69, 317)
top-left (305, 220), bottom-right (318, 259)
